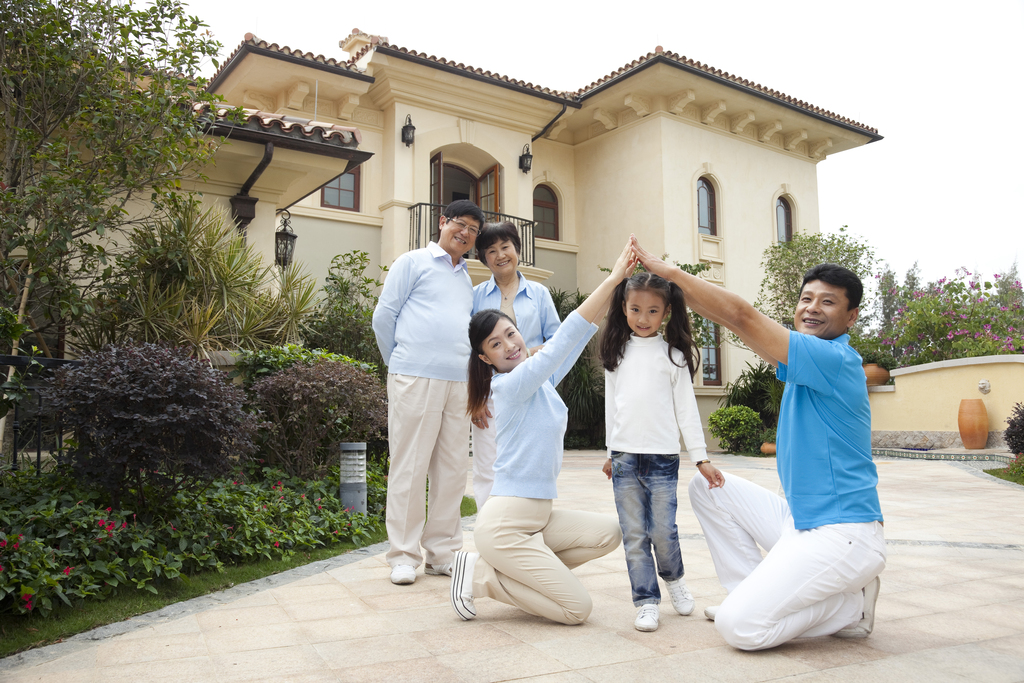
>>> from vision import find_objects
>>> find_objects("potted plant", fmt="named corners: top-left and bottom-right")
top-left (759, 427), bottom-right (777, 456)
top-left (858, 348), bottom-right (897, 386)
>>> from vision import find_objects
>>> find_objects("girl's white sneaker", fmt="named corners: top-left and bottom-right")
top-left (665, 578), bottom-right (695, 615)
top-left (634, 604), bottom-right (660, 631)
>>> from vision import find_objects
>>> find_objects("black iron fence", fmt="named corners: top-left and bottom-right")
top-left (408, 203), bottom-right (536, 267)
top-left (1, 355), bottom-right (81, 474)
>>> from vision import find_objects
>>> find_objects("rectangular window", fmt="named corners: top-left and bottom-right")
top-left (321, 166), bottom-right (360, 211)
top-left (701, 320), bottom-right (722, 386)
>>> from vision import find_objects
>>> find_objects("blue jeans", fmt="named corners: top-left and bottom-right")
top-left (610, 452), bottom-right (685, 606)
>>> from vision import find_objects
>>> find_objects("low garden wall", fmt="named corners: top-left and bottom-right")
top-left (868, 355), bottom-right (1024, 450)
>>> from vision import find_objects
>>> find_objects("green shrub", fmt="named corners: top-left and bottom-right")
top-left (0, 463), bottom-right (383, 616)
top-left (760, 426), bottom-right (777, 444)
top-left (1005, 402), bottom-right (1024, 457)
top-left (249, 361), bottom-right (387, 479)
top-left (724, 361), bottom-right (785, 429)
top-left (45, 343), bottom-right (257, 510)
top-left (549, 288), bottom-right (603, 449)
top-left (708, 405), bottom-right (763, 454)
top-left (302, 251), bottom-right (386, 379)
top-left (233, 343), bottom-right (376, 388)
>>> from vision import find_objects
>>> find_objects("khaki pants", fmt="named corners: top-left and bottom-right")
top-left (472, 496), bottom-right (622, 625)
top-left (385, 374), bottom-right (470, 568)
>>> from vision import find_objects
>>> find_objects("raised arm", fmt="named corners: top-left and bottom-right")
top-left (630, 235), bottom-right (790, 366)
top-left (575, 241), bottom-right (636, 324)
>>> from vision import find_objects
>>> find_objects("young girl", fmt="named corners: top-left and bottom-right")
top-left (449, 241), bottom-right (634, 626)
top-left (599, 271), bottom-right (719, 632)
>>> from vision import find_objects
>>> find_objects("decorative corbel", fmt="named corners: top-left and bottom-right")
top-left (285, 82), bottom-right (310, 110)
top-left (624, 93), bottom-right (650, 118)
top-left (758, 120), bottom-right (782, 142)
top-left (594, 108), bottom-right (617, 130)
top-left (784, 129), bottom-right (808, 151)
top-left (338, 94), bottom-right (360, 120)
top-left (243, 90), bottom-right (277, 112)
top-left (730, 111), bottom-right (756, 133)
top-left (702, 100), bottom-right (727, 123)
top-left (809, 137), bottom-right (833, 160)
top-left (668, 90), bottom-right (696, 115)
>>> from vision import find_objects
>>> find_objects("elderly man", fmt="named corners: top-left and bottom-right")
top-left (631, 236), bottom-right (885, 651)
top-left (373, 200), bottom-right (485, 585)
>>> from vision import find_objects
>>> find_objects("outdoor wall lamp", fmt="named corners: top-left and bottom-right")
top-left (401, 115), bottom-right (415, 146)
top-left (275, 210), bottom-right (297, 269)
top-left (519, 144), bottom-right (533, 174)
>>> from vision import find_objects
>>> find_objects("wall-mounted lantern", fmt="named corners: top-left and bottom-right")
top-left (401, 115), bottom-right (415, 146)
top-left (519, 144), bottom-right (533, 174)
top-left (275, 210), bottom-right (297, 269)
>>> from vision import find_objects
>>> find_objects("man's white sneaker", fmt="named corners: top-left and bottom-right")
top-left (390, 565), bottom-right (416, 585)
top-left (704, 605), bottom-right (718, 621)
top-left (833, 576), bottom-right (880, 639)
top-left (425, 563), bottom-right (453, 576)
top-left (634, 604), bottom-right (660, 632)
top-left (664, 578), bottom-right (695, 616)
top-left (450, 551), bottom-right (479, 620)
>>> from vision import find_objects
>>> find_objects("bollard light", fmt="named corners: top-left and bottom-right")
top-left (339, 442), bottom-right (367, 514)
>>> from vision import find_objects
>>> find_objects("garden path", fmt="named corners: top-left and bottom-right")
top-left (2, 452), bottom-right (1023, 682)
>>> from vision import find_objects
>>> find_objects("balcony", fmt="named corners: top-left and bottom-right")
top-left (408, 203), bottom-right (535, 267)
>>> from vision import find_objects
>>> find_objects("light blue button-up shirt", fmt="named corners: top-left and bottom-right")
top-left (472, 272), bottom-right (560, 348)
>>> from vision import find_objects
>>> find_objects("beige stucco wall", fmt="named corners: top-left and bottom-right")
top-left (870, 356), bottom-right (1024, 433)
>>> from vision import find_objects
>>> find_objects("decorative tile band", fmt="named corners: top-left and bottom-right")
top-left (872, 448), bottom-right (1015, 465)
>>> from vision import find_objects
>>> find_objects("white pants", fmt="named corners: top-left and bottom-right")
top-left (385, 374), bottom-right (470, 568)
top-left (470, 397), bottom-right (497, 510)
top-left (688, 471), bottom-right (886, 651)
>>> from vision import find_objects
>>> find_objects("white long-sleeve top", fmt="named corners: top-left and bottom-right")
top-left (604, 333), bottom-right (708, 462)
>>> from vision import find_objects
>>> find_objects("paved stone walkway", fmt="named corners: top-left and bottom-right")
top-left (2, 452), bottom-right (1023, 682)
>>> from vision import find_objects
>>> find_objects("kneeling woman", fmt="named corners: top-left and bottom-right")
top-left (450, 241), bottom-right (634, 625)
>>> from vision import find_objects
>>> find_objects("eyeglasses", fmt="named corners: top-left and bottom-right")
top-left (447, 217), bottom-right (480, 237)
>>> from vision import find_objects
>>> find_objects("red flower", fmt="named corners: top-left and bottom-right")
top-left (98, 519), bottom-right (105, 526)
top-left (24, 602), bottom-right (32, 611)
top-left (0, 540), bottom-right (6, 548)
top-left (274, 541), bottom-right (279, 547)
top-left (21, 593), bottom-right (31, 601)
top-left (121, 522), bottom-right (127, 529)
top-left (63, 566), bottom-right (72, 576)
top-left (232, 481), bottom-right (238, 485)
top-left (12, 543), bottom-right (17, 549)
top-left (106, 507), bottom-right (112, 512)
top-left (106, 521), bottom-right (115, 531)
top-left (0, 565), bottom-right (4, 572)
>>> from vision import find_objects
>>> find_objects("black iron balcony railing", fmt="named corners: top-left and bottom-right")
top-left (408, 203), bottom-right (535, 267)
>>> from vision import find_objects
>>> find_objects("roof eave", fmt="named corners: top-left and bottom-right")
top-left (374, 46), bottom-right (581, 109)
top-left (204, 121), bottom-right (374, 163)
top-left (208, 43), bottom-right (375, 94)
top-left (579, 55), bottom-right (882, 143)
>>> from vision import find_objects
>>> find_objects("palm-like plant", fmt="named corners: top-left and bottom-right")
top-left (549, 287), bottom-right (605, 447)
top-left (72, 199), bottom-right (318, 356)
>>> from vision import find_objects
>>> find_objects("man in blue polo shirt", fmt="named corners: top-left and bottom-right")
top-left (373, 200), bottom-right (485, 586)
top-left (631, 236), bottom-right (885, 651)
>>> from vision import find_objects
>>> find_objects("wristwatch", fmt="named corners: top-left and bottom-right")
top-left (695, 459), bottom-right (711, 467)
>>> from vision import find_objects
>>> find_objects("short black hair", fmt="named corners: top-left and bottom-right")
top-left (443, 200), bottom-right (485, 227)
top-left (801, 263), bottom-right (863, 309)
top-left (474, 221), bottom-right (521, 266)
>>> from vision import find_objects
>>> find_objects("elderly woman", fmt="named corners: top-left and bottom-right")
top-left (470, 221), bottom-right (560, 508)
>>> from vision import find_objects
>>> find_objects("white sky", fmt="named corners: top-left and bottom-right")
top-left (188, 0), bottom-right (1024, 285)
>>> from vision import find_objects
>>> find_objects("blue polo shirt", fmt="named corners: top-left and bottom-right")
top-left (776, 331), bottom-right (883, 530)
top-left (473, 273), bottom-right (560, 348)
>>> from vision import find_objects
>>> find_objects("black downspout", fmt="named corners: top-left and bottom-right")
top-left (532, 104), bottom-right (568, 142)
top-left (230, 142), bottom-right (274, 236)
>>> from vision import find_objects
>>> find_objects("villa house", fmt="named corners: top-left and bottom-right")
top-left (195, 29), bottom-right (881, 433)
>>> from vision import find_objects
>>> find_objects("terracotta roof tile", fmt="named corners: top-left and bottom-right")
top-left (209, 34), bottom-right (364, 85)
top-left (573, 49), bottom-right (877, 135)
top-left (197, 105), bottom-right (362, 146)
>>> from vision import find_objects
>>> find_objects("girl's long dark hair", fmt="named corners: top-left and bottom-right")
top-left (599, 272), bottom-right (699, 378)
top-left (467, 309), bottom-right (516, 416)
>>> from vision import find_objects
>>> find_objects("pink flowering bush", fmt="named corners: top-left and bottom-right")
top-left (882, 269), bottom-right (1023, 366)
top-left (0, 461), bottom-right (384, 617)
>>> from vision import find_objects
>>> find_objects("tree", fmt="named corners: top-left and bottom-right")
top-left (0, 0), bottom-right (226, 350)
top-left (874, 261), bottom-right (920, 341)
top-left (755, 227), bottom-right (878, 331)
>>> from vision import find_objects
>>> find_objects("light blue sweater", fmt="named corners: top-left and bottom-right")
top-left (489, 311), bottom-right (598, 499)
top-left (371, 243), bottom-right (474, 382)
top-left (473, 273), bottom-right (560, 348)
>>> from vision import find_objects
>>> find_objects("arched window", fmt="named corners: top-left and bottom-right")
top-left (533, 184), bottom-right (558, 240)
top-left (776, 197), bottom-right (793, 242)
top-left (697, 177), bottom-right (716, 236)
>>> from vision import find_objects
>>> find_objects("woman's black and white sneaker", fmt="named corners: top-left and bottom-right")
top-left (634, 604), bottom-right (660, 631)
top-left (450, 551), bottom-right (479, 620)
top-left (833, 576), bottom-right (880, 639)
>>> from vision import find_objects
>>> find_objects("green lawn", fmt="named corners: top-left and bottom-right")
top-left (0, 496), bottom-right (478, 659)
top-left (984, 467), bottom-right (1024, 486)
